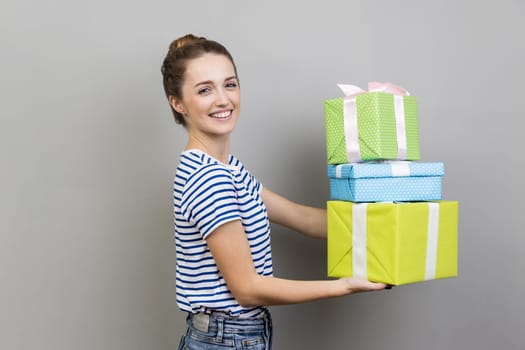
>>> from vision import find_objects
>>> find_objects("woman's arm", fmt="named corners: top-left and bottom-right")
top-left (206, 220), bottom-right (385, 307)
top-left (261, 187), bottom-right (327, 239)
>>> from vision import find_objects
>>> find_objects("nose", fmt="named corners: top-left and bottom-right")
top-left (215, 87), bottom-right (229, 106)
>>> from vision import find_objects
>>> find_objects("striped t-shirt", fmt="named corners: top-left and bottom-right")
top-left (173, 149), bottom-right (273, 318)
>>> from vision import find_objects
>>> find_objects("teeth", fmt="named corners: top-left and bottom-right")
top-left (210, 111), bottom-right (231, 119)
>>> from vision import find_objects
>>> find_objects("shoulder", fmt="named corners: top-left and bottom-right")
top-left (177, 151), bottom-right (236, 195)
top-left (228, 154), bottom-right (257, 179)
top-left (228, 154), bottom-right (263, 192)
top-left (178, 150), bottom-right (233, 179)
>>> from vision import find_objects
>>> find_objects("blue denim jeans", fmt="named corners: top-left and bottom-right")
top-left (178, 311), bottom-right (273, 350)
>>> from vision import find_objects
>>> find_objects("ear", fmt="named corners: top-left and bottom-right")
top-left (169, 95), bottom-right (186, 115)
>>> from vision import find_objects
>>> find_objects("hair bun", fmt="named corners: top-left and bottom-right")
top-left (169, 34), bottom-right (206, 53)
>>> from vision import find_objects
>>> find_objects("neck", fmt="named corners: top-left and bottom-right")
top-left (185, 134), bottom-right (231, 164)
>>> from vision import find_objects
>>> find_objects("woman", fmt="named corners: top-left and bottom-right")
top-left (161, 34), bottom-right (386, 350)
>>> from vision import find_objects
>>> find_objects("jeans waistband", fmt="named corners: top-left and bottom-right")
top-left (187, 310), bottom-right (272, 348)
top-left (189, 311), bottom-right (270, 331)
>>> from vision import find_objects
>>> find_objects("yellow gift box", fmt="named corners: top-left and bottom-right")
top-left (327, 200), bottom-right (458, 285)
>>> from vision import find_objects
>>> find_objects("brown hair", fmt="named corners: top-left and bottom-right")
top-left (160, 34), bottom-right (238, 125)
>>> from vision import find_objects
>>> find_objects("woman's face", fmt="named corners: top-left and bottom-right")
top-left (172, 53), bottom-right (240, 139)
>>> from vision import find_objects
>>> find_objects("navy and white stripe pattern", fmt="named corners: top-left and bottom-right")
top-left (174, 150), bottom-right (273, 318)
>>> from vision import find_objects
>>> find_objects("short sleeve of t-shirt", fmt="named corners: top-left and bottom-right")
top-left (180, 163), bottom-right (241, 240)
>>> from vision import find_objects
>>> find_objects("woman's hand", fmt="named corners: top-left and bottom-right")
top-left (338, 277), bottom-right (388, 295)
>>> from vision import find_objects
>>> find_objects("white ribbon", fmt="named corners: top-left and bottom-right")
top-left (343, 97), bottom-right (361, 162)
top-left (338, 84), bottom-right (365, 96)
top-left (390, 161), bottom-right (411, 177)
top-left (424, 203), bottom-right (440, 280)
top-left (335, 164), bottom-right (344, 178)
top-left (338, 84), bottom-right (366, 163)
top-left (352, 203), bottom-right (368, 278)
top-left (394, 95), bottom-right (408, 159)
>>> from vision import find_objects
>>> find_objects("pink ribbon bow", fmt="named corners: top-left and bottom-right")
top-left (337, 82), bottom-right (410, 98)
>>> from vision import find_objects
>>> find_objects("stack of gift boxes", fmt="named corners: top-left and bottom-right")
top-left (324, 82), bottom-right (458, 286)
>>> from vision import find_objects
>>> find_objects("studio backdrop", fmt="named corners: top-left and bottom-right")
top-left (1, 0), bottom-right (523, 349)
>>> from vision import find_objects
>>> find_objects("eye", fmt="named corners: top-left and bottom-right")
top-left (225, 81), bottom-right (238, 89)
top-left (198, 86), bottom-right (211, 95)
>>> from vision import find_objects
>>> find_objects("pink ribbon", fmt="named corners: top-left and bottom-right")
top-left (337, 82), bottom-right (410, 162)
top-left (338, 82), bottom-right (410, 97)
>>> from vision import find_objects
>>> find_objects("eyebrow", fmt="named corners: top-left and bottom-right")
top-left (193, 76), bottom-right (238, 88)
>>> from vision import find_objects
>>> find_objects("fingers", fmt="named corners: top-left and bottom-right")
top-left (341, 277), bottom-right (393, 293)
top-left (368, 282), bottom-right (388, 290)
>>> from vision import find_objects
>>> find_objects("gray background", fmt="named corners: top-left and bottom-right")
top-left (1, 0), bottom-right (524, 349)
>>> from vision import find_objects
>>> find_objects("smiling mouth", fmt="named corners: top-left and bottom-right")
top-left (209, 110), bottom-right (232, 119)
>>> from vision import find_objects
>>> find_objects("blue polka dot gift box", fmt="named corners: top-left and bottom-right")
top-left (328, 161), bottom-right (444, 202)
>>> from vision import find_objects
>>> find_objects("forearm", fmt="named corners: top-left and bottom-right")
top-left (262, 188), bottom-right (327, 239)
top-left (287, 205), bottom-right (327, 239)
top-left (236, 275), bottom-right (346, 307)
top-left (207, 219), bottom-right (386, 309)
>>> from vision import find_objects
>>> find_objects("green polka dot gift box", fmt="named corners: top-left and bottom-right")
top-left (324, 83), bottom-right (421, 164)
top-left (328, 161), bottom-right (444, 202)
